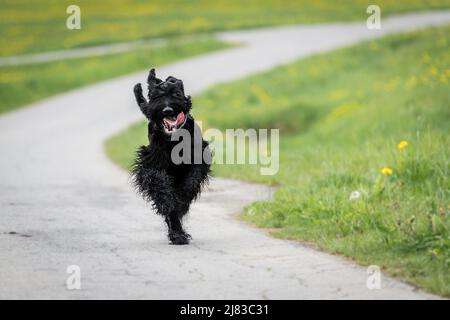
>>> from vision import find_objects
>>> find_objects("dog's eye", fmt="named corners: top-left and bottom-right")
top-left (175, 92), bottom-right (183, 98)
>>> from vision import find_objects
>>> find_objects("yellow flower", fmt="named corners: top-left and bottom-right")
top-left (381, 167), bottom-right (393, 175)
top-left (397, 140), bottom-right (408, 150)
top-left (429, 66), bottom-right (438, 76)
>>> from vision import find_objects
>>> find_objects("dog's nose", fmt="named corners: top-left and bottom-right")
top-left (162, 106), bottom-right (174, 116)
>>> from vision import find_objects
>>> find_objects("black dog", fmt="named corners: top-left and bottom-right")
top-left (132, 69), bottom-right (211, 245)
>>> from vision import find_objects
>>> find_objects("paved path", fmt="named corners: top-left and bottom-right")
top-left (0, 36), bottom-right (208, 67)
top-left (1, 11), bottom-right (449, 299)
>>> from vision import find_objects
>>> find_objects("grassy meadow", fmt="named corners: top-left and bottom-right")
top-left (106, 26), bottom-right (450, 296)
top-left (1, 0), bottom-right (450, 56)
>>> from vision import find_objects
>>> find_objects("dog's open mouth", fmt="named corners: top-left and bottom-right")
top-left (162, 112), bottom-right (186, 134)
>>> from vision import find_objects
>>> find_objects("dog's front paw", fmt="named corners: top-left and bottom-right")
top-left (168, 230), bottom-right (190, 245)
top-left (182, 231), bottom-right (192, 240)
top-left (134, 83), bottom-right (148, 108)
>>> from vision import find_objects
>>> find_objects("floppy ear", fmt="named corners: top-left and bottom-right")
top-left (147, 68), bottom-right (162, 99)
top-left (177, 79), bottom-right (185, 93)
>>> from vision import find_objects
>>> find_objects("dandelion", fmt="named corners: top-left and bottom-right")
top-left (349, 190), bottom-right (361, 201)
top-left (429, 66), bottom-right (438, 76)
top-left (381, 167), bottom-right (393, 175)
top-left (250, 84), bottom-right (272, 104)
top-left (397, 140), bottom-right (408, 150)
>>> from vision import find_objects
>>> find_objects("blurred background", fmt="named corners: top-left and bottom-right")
top-left (1, 0), bottom-right (449, 113)
top-left (1, 0), bottom-right (449, 297)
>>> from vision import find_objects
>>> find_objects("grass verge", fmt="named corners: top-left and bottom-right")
top-left (106, 26), bottom-right (450, 296)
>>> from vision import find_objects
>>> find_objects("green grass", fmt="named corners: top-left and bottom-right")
top-left (1, 0), bottom-right (450, 56)
top-left (106, 26), bottom-right (450, 296)
top-left (0, 38), bottom-right (229, 114)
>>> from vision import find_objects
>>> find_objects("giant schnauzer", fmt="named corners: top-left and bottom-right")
top-left (132, 69), bottom-right (211, 245)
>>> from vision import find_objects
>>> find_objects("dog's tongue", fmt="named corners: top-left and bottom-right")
top-left (164, 112), bottom-right (185, 127)
top-left (175, 112), bottom-right (185, 126)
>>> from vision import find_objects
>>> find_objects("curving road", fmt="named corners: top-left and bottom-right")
top-left (1, 11), bottom-right (449, 299)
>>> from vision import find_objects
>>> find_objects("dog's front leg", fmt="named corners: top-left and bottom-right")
top-left (164, 164), bottom-right (210, 245)
top-left (165, 202), bottom-right (191, 245)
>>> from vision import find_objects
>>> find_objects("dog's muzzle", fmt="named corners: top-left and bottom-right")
top-left (162, 112), bottom-right (186, 134)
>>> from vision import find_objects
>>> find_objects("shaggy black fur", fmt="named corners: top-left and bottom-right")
top-left (132, 68), bottom-right (211, 245)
